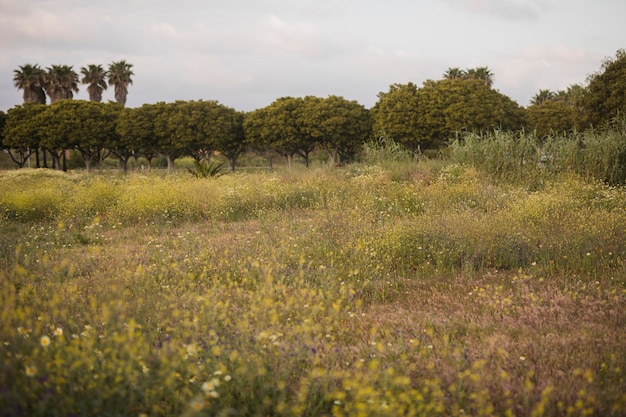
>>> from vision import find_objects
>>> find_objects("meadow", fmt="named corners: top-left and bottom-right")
top-left (1, 145), bottom-right (625, 416)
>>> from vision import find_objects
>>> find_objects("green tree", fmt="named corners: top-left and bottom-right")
top-left (205, 104), bottom-right (246, 171)
top-left (302, 95), bottom-right (371, 165)
top-left (466, 67), bottom-right (494, 87)
top-left (2, 104), bottom-right (47, 168)
top-left (581, 49), bottom-right (626, 127)
top-left (371, 82), bottom-right (424, 150)
top-left (409, 79), bottom-right (526, 146)
top-left (443, 67), bottom-right (466, 80)
top-left (527, 87), bottom-right (581, 137)
top-left (244, 97), bottom-right (312, 169)
top-left (80, 64), bottom-right (108, 102)
top-left (153, 101), bottom-right (215, 172)
top-left (530, 89), bottom-right (556, 106)
top-left (13, 64), bottom-right (47, 104)
top-left (108, 60), bottom-right (134, 106)
top-left (116, 104), bottom-right (158, 171)
top-left (44, 65), bottom-right (79, 103)
top-left (35, 101), bottom-right (73, 170)
top-left (35, 100), bottom-right (121, 172)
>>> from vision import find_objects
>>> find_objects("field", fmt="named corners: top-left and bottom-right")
top-left (1, 157), bottom-right (625, 416)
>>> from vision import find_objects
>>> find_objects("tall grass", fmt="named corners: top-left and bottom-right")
top-left (1, 164), bottom-right (625, 416)
top-left (451, 123), bottom-right (626, 186)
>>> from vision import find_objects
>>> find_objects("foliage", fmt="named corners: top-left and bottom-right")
top-left (372, 79), bottom-right (526, 151)
top-left (301, 95), bottom-right (372, 165)
top-left (370, 82), bottom-right (423, 150)
top-left (527, 85), bottom-right (584, 137)
top-left (12, 64), bottom-right (47, 104)
top-left (43, 65), bottom-right (80, 103)
top-left (187, 159), bottom-right (226, 178)
top-left (582, 49), bottom-right (626, 127)
top-left (80, 64), bottom-right (108, 103)
top-left (451, 125), bottom-right (626, 185)
top-left (1, 166), bottom-right (625, 416)
top-left (3, 104), bottom-right (47, 167)
top-left (244, 97), bottom-right (311, 169)
top-left (108, 60), bottom-right (134, 106)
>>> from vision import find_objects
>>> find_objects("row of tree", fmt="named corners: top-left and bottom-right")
top-left (13, 61), bottom-right (134, 106)
top-left (3, 50), bottom-right (625, 172)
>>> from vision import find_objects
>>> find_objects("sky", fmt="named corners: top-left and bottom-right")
top-left (1, 0), bottom-right (624, 112)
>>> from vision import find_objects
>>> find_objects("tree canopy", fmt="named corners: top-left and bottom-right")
top-left (581, 49), bottom-right (626, 127)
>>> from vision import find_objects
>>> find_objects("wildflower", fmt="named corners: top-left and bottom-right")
top-left (186, 343), bottom-right (198, 357)
top-left (190, 398), bottom-right (204, 412)
top-left (201, 378), bottom-right (220, 393)
top-left (25, 365), bottom-right (37, 377)
top-left (520, 355), bottom-right (526, 361)
top-left (207, 391), bottom-right (219, 399)
top-left (17, 327), bottom-right (30, 337)
top-left (54, 327), bottom-right (63, 337)
top-left (224, 375), bottom-right (232, 382)
top-left (40, 336), bottom-right (51, 348)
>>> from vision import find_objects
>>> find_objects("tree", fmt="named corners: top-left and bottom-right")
top-left (35, 102), bottom-right (72, 170)
top-left (108, 60), bottom-right (134, 106)
top-left (152, 101), bottom-right (201, 172)
top-left (581, 49), bottom-right (626, 127)
top-left (530, 89), bottom-right (557, 106)
top-left (13, 64), bottom-right (47, 104)
top-left (63, 101), bottom-right (121, 172)
top-left (443, 66), bottom-right (494, 86)
top-left (527, 87), bottom-right (582, 137)
top-left (44, 65), bottom-right (79, 103)
top-left (81, 64), bottom-right (108, 102)
top-left (402, 78), bottom-right (525, 147)
top-left (371, 82), bottom-right (424, 150)
top-left (244, 97), bottom-right (312, 169)
top-left (302, 95), bottom-right (371, 165)
top-left (2, 104), bottom-right (47, 168)
top-left (201, 102), bottom-right (246, 171)
top-left (443, 67), bottom-right (466, 80)
top-left (116, 104), bottom-right (158, 170)
top-left (467, 67), bottom-right (494, 87)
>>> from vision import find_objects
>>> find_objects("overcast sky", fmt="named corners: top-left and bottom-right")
top-left (1, 0), bottom-right (624, 112)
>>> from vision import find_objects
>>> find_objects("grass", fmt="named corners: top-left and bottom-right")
top-left (1, 158), bottom-right (625, 416)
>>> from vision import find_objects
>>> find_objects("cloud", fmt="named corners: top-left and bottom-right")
top-left (260, 14), bottom-right (336, 59)
top-left (443, 0), bottom-right (541, 21)
top-left (493, 45), bottom-right (601, 105)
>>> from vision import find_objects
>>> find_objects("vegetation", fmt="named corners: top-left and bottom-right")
top-left (4, 49), bottom-right (626, 173)
top-left (1, 146), bottom-right (625, 415)
top-left (108, 60), bottom-right (134, 107)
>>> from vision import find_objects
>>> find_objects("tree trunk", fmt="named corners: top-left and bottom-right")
top-left (166, 154), bottom-right (175, 173)
top-left (326, 148), bottom-right (339, 166)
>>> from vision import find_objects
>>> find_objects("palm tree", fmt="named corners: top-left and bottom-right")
top-left (13, 64), bottom-right (47, 104)
top-left (468, 67), bottom-right (494, 87)
top-left (530, 89), bottom-right (556, 106)
top-left (108, 60), bottom-right (134, 106)
top-left (44, 65), bottom-right (79, 103)
top-left (80, 64), bottom-right (108, 102)
top-left (443, 67), bottom-right (466, 80)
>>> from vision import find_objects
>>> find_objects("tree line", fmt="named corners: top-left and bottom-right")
top-left (12, 60), bottom-right (134, 106)
top-left (2, 50), bottom-right (625, 172)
